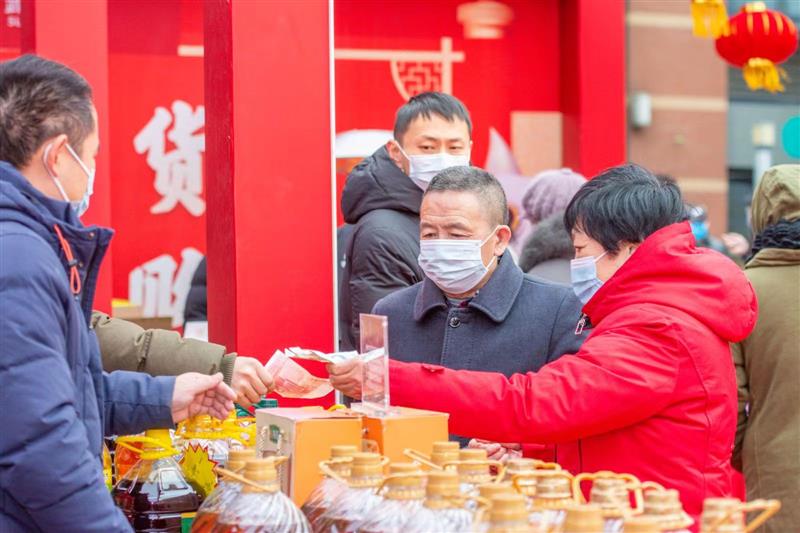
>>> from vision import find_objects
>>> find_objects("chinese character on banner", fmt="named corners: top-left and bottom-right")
top-left (129, 247), bottom-right (204, 328)
top-left (134, 100), bottom-right (206, 217)
top-left (5, 0), bottom-right (21, 28)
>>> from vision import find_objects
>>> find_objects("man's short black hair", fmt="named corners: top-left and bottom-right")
top-left (393, 92), bottom-right (472, 142)
top-left (0, 54), bottom-right (94, 168)
top-left (426, 166), bottom-right (508, 227)
top-left (564, 163), bottom-right (686, 254)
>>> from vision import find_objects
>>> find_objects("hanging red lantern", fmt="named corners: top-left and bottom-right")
top-left (715, 2), bottom-right (799, 93)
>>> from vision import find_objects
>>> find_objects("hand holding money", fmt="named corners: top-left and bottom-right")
top-left (327, 359), bottom-right (364, 399)
top-left (264, 350), bottom-right (333, 399)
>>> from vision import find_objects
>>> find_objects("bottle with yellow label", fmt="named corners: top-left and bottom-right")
top-left (113, 429), bottom-right (203, 532)
top-left (179, 414), bottom-right (232, 498)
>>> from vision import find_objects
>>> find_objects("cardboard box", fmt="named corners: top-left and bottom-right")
top-left (255, 407), bottom-right (362, 505)
top-left (358, 406), bottom-right (449, 464)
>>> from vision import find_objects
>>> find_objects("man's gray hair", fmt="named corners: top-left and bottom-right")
top-left (426, 166), bottom-right (509, 227)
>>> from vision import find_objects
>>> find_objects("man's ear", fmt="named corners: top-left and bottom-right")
top-left (494, 225), bottom-right (512, 256)
top-left (42, 134), bottom-right (70, 176)
top-left (386, 140), bottom-right (405, 170)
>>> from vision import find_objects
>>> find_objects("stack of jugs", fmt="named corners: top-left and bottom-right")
top-left (404, 470), bottom-right (476, 533)
top-left (355, 463), bottom-right (426, 533)
top-left (699, 497), bottom-right (781, 533)
top-left (639, 483), bottom-right (693, 533)
top-left (573, 471), bottom-right (644, 532)
top-left (113, 429), bottom-right (203, 532)
top-left (514, 470), bottom-right (579, 532)
top-left (313, 452), bottom-right (386, 533)
top-left (211, 457), bottom-right (310, 532)
top-left (190, 448), bottom-right (256, 532)
top-left (403, 440), bottom-right (460, 470)
top-left (301, 445), bottom-right (358, 525)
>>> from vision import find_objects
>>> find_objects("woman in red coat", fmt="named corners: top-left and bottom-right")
top-left (338, 164), bottom-right (758, 519)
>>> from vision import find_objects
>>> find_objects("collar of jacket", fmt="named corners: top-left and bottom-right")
top-left (0, 162), bottom-right (114, 321)
top-left (413, 249), bottom-right (524, 323)
top-left (747, 247), bottom-right (800, 268)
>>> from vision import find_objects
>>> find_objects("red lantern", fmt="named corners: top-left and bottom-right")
top-left (715, 2), bottom-right (799, 93)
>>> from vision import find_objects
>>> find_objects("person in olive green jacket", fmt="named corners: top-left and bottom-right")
top-left (92, 311), bottom-right (273, 406)
top-left (732, 164), bottom-right (800, 533)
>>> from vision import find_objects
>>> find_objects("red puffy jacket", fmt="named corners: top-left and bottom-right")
top-left (389, 223), bottom-right (757, 519)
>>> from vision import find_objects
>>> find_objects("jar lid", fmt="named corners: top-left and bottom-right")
top-left (458, 448), bottom-right (487, 461)
top-left (490, 494), bottom-right (529, 523)
top-left (330, 445), bottom-right (359, 459)
top-left (433, 441), bottom-right (460, 453)
top-left (227, 449), bottom-right (256, 471)
top-left (478, 482), bottom-right (514, 500)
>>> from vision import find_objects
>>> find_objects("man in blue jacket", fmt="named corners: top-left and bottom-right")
top-left (0, 55), bottom-right (236, 532)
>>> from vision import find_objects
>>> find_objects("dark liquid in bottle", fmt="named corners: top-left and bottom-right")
top-left (189, 510), bottom-right (218, 533)
top-left (113, 476), bottom-right (202, 532)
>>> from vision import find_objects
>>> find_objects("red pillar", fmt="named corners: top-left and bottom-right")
top-left (20, 0), bottom-right (113, 313)
top-left (560, 0), bottom-right (627, 178)
top-left (205, 1), bottom-right (335, 361)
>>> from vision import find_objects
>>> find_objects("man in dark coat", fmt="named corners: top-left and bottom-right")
top-left (331, 167), bottom-right (585, 446)
top-left (0, 55), bottom-right (235, 532)
top-left (339, 92), bottom-right (472, 350)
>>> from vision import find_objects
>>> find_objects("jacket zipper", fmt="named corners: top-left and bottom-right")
top-left (575, 314), bottom-right (588, 335)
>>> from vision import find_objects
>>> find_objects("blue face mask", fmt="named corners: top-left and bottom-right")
top-left (570, 251), bottom-right (608, 305)
top-left (43, 143), bottom-right (95, 217)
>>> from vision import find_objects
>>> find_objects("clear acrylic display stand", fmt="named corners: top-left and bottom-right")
top-left (356, 313), bottom-right (397, 417)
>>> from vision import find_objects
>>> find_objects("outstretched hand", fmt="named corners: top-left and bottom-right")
top-left (171, 372), bottom-right (236, 423)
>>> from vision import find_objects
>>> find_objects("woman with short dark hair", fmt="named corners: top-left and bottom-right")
top-left (379, 163), bottom-right (758, 519)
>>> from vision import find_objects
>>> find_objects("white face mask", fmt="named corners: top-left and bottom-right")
top-left (418, 228), bottom-right (499, 295)
top-left (395, 141), bottom-right (470, 191)
top-left (43, 143), bottom-right (96, 217)
top-left (570, 251), bottom-right (607, 305)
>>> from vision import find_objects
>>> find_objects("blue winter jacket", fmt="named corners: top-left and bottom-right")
top-left (0, 162), bottom-right (175, 532)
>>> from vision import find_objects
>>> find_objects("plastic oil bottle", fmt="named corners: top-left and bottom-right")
top-left (404, 470), bottom-right (475, 533)
top-left (301, 445), bottom-right (358, 525)
top-left (212, 458), bottom-right (311, 533)
top-left (179, 414), bottom-right (233, 498)
top-left (113, 429), bottom-right (203, 532)
top-left (355, 463), bottom-right (426, 533)
top-left (190, 448), bottom-right (256, 532)
top-left (313, 452), bottom-right (385, 533)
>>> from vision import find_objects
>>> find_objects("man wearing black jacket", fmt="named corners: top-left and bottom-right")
top-left (339, 92), bottom-right (472, 350)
